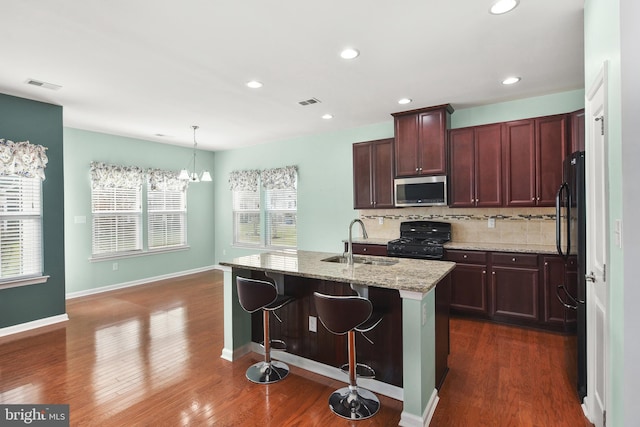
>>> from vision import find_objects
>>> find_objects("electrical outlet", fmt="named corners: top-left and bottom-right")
top-left (488, 218), bottom-right (496, 228)
top-left (309, 316), bottom-right (317, 333)
top-left (421, 303), bottom-right (427, 326)
top-left (112, 262), bottom-right (118, 271)
top-left (378, 217), bottom-right (384, 225)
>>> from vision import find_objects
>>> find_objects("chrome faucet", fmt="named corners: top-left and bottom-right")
top-left (347, 218), bottom-right (368, 265)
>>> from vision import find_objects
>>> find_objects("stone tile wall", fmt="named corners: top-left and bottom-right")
top-left (359, 207), bottom-right (556, 246)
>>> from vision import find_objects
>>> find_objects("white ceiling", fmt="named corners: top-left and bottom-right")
top-left (0, 0), bottom-right (584, 151)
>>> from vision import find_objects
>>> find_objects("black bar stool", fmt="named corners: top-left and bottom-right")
top-left (313, 292), bottom-right (380, 420)
top-left (236, 276), bottom-right (294, 384)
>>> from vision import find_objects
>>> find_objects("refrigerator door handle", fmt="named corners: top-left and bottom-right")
top-left (556, 182), bottom-right (570, 258)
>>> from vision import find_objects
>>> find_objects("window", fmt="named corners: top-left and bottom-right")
top-left (0, 176), bottom-right (43, 282)
top-left (265, 187), bottom-right (297, 248)
top-left (91, 163), bottom-right (143, 258)
top-left (147, 176), bottom-right (187, 250)
top-left (233, 189), bottom-right (261, 246)
top-left (230, 166), bottom-right (297, 249)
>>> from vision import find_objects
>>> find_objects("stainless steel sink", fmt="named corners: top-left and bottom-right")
top-left (321, 255), bottom-right (398, 266)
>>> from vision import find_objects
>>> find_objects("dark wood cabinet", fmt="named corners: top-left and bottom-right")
top-left (449, 124), bottom-right (502, 207)
top-left (392, 104), bottom-right (453, 177)
top-left (503, 115), bottom-right (568, 207)
top-left (346, 242), bottom-right (388, 256)
top-left (353, 138), bottom-right (394, 209)
top-left (570, 109), bottom-right (585, 153)
top-left (491, 260), bottom-right (540, 323)
top-left (542, 255), bottom-right (577, 330)
top-left (445, 250), bottom-right (489, 315)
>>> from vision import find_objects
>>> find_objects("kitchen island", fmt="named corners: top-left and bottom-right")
top-left (219, 250), bottom-right (455, 427)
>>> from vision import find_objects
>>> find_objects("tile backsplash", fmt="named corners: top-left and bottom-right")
top-left (359, 206), bottom-right (556, 246)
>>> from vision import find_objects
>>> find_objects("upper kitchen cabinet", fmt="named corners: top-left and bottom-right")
top-left (449, 123), bottom-right (502, 207)
top-left (570, 109), bottom-right (585, 153)
top-left (503, 114), bottom-right (568, 207)
top-left (392, 104), bottom-right (454, 177)
top-left (353, 138), bottom-right (395, 209)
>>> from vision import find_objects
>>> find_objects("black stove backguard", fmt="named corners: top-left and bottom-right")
top-left (387, 221), bottom-right (451, 259)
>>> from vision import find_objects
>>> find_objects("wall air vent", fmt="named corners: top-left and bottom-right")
top-left (25, 79), bottom-right (62, 91)
top-left (298, 98), bottom-right (321, 106)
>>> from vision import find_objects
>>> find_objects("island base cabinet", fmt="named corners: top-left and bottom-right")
top-left (248, 272), bottom-right (404, 387)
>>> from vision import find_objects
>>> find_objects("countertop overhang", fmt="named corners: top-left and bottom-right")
top-left (219, 250), bottom-right (455, 294)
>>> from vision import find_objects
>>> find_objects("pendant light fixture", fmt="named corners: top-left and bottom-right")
top-left (179, 125), bottom-right (212, 182)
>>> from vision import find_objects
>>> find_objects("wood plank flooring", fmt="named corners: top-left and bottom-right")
top-left (0, 270), bottom-right (591, 426)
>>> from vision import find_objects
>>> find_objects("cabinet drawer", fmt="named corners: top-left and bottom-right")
top-left (350, 243), bottom-right (388, 256)
top-left (445, 250), bottom-right (487, 264)
top-left (491, 252), bottom-right (539, 268)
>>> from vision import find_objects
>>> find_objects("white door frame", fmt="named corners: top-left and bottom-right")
top-left (584, 61), bottom-right (610, 427)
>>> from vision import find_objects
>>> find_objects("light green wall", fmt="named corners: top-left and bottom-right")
top-left (213, 90), bottom-right (584, 265)
top-left (63, 128), bottom-right (216, 294)
top-left (451, 89), bottom-right (585, 129)
top-left (584, 0), bottom-right (624, 425)
top-left (213, 122), bottom-right (394, 263)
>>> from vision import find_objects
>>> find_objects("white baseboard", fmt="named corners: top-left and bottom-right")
top-left (399, 389), bottom-right (439, 427)
top-left (220, 344), bottom-right (252, 362)
top-left (65, 265), bottom-right (218, 299)
top-left (247, 342), bottom-right (404, 401)
top-left (0, 314), bottom-right (69, 339)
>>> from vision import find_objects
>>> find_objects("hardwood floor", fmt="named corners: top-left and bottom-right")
top-left (0, 270), bottom-right (591, 426)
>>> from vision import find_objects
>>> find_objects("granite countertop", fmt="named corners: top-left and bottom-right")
top-left (345, 238), bottom-right (558, 255)
top-left (219, 250), bottom-right (455, 294)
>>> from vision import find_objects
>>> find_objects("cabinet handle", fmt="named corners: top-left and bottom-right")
top-left (483, 270), bottom-right (486, 274)
top-left (463, 255), bottom-right (468, 259)
top-left (492, 271), bottom-right (496, 275)
top-left (416, 167), bottom-right (419, 172)
top-left (537, 197), bottom-right (540, 201)
top-left (531, 197), bottom-right (535, 201)
top-left (512, 257), bottom-right (517, 262)
top-left (363, 248), bottom-right (367, 252)
top-left (545, 262), bottom-right (548, 266)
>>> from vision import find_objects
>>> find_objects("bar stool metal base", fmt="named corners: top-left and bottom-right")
top-left (245, 360), bottom-right (289, 384)
top-left (328, 385), bottom-right (380, 420)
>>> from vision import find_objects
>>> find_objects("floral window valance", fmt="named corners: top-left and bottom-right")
top-left (0, 138), bottom-right (49, 180)
top-left (90, 162), bottom-right (144, 190)
top-left (228, 169), bottom-right (260, 192)
top-left (261, 166), bottom-right (298, 190)
top-left (147, 168), bottom-right (188, 191)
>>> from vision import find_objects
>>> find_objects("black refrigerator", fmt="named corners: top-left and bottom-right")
top-left (555, 151), bottom-right (587, 401)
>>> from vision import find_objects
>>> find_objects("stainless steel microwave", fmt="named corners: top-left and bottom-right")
top-left (394, 175), bottom-right (447, 207)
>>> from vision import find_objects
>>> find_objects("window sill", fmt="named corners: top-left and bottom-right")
top-left (0, 275), bottom-right (50, 290)
top-left (89, 245), bottom-right (190, 262)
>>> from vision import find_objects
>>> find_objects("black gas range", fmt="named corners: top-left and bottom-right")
top-left (387, 221), bottom-right (451, 260)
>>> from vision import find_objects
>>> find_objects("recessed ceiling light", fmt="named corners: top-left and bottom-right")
top-left (502, 76), bottom-right (521, 85)
top-left (340, 48), bottom-right (360, 60)
top-left (490, 0), bottom-right (519, 15)
top-left (398, 98), bottom-right (412, 105)
top-left (246, 80), bottom-right (263, 89)
top-left (322, 114), bottom-right (333, 120)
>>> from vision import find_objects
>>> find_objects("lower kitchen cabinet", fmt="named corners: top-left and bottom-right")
top-left (446, 250), bottom-right (489, 316)
top-left (347, 242), bottom-right (388, 256)
top-left (444, 249), bottom-right (577, 332)
top-left (490, 253), bottom-right (540, 323)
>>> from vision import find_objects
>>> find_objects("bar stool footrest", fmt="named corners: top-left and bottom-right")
top-left (259, 339), bottom-right (287, 351)
top-left (340, 363), bottom-right (376, 379)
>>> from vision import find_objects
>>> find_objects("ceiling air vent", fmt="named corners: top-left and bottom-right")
top-left (298, 98), bottom-right (321, 106)
top-left (25, 79), bottom-right (62, 91)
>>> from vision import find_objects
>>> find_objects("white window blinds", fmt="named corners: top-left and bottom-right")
top-left (91, 163), bottom-right (143, 257)
top-left (148, 185), bottom-right (187, 250)
top-left (233, 190), bottom-right (261, 246)
top-left (265, 187), bottom-right (297, 248)
top-left (0, 176), bottom-right (43, 281)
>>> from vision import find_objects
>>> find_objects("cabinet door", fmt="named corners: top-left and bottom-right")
top-left (536, 115), bottom-right (568, 206)
top-left (394, 114), bottom-right (419, 177)
top-left (542, 255), bottom-right (569, 326)
top-left (570, 109), bottom-right (585, 153)
top-left (503, 120), bottom-right (536, 206)
top-left (475, 123), bottom-right (502, 207)
top-left (450, 263), bottom-right (488, 315)
top-left (353, 142), bottom-right (373, 209)
top-left (372, 139), bottom-right (395, 208)
top-left (448, 128), bottom-right (475, 207)
top-left (491, 266), bottom-right (539, 321)
top-left (418, 110), bottom-right (447, 175)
